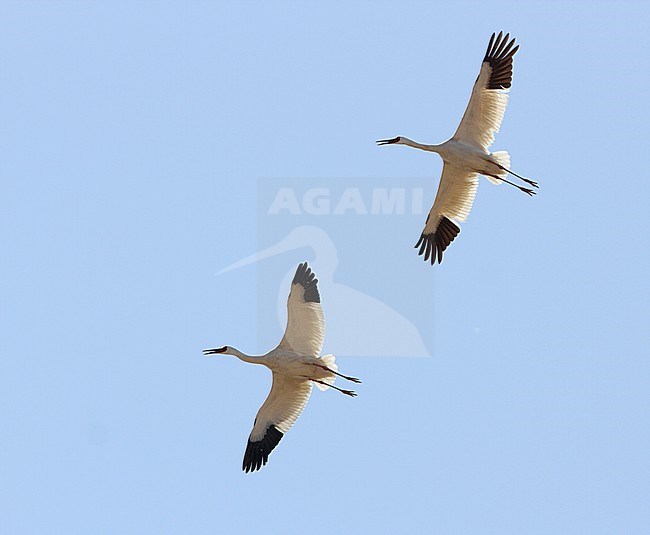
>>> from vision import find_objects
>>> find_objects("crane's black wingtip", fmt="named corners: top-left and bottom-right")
top-left (242, 425), bottom-right (284, 473)
top-left (482, 32), bottom-right (518, 90)
top-left (292, 262), bottom-right (321, 303)
top-left (415, 217), bottom-right (460, 266)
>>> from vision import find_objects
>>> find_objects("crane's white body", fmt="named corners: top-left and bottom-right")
top-left (232, 346), bottom-right (337, 387)
top-left (400, 137), bottom-right (503, 176)
top-left (204, 262), bottom-right (358, 473)
top-left (378, 32), bottom-right (535, 265)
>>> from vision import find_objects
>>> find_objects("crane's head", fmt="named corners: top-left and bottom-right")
top-left (376, 136), bottom-right (402, 146)
top-left (203, 346), bottom-right (229, 356)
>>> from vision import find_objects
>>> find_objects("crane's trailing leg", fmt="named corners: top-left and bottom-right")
top-left (486, 174), bottom-right (536, 196)
top-left (493, 163), bottom-right (538, 188)
top-left (315, 364), bottom-right (362, 383)
top-left (310, 379), bottom-right (357, 397)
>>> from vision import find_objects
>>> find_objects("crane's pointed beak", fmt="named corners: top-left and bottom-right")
top-left (203, 346), bottom-right (228, 355)
top-left (376, 137), bottom-right (400, 145)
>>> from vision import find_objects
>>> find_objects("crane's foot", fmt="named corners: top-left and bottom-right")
top-left (521, 187), bottom-right (536, 196)
top-left (341, 389), bottom-right (357, 397)
top-left (522, 178), bottom-right (539, 188)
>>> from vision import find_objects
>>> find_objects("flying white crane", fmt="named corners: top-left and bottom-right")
top-left (204, 262), bottom-right (360, 473)
top-left (217, 225), bottom-right (432, 357)
top-left (377, 31), bottom-right (537, 265)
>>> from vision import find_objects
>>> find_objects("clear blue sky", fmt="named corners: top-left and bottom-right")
top-left (2, 2), bottom-right (649, 533)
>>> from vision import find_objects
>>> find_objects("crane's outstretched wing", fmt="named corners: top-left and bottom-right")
top-left (277, 262), bottom-right (325, 357)
top-left (243, 373), bottom-right (312, 472)
top-left (415, 163), bottom-right (479, 265)
top-left (453, 32), bottom-right (519, 151)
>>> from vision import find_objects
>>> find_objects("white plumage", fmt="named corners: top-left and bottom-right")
top-left (250, 373), bottom-right (312, 438)
top-left (453, 62), bottom-right (510, 151)
top-left (278, 281), bottom-right (325, 358)
top-left (378, 31), bottom-right (537, 265)
top-left (204, 262), bottom-right (360, 473)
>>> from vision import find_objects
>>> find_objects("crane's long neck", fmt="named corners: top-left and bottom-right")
top-left (225, 347), bottom-right (265, 365)
top-left (400, 137), bottom-right (441, 153)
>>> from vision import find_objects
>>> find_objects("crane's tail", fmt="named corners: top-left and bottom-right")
top-left (487, 151), bottom-right (510, 185)
top-left (315, 354), bottom-right (337, 391)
